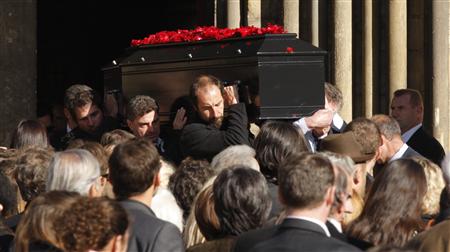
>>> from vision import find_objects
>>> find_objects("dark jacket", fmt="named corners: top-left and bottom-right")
top-left (406, 126), bottom-right (445, 166)
top-left (234, 218), bottom-right (361, 252)
top-left (180, 103), bottom-right (251, 160)
top-left (120, 199), bottom-right (184, 252)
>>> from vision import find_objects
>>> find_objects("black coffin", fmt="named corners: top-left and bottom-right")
top-left (102, 34), bottom-right (327, 123)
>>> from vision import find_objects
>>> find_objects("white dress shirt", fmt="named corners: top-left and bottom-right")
top-left (389, 143), bottom-right (409, 162)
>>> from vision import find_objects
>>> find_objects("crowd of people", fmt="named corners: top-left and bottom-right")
top-left (0, 74), bottom-right (449, 252)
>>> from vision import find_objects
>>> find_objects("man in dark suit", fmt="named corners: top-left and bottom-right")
top-left (391, 89), bottom-right (445, 165)
top-left (371, 114), bottom-right (422, 164)
top-left (180, 75), bottom-right (251, 160)
top-left (233, 152), bottom-right (360, 252)
top-left (109, 138), bottom-right (183, 252)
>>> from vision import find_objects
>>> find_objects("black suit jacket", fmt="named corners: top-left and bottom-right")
top-left (406, 126), bottom-right (445, 165)
top-left (234, 218), bottom-right (361, 252)
top-left (120, 199), bottom-right (183, 252)
top-left (180, 103), bottom-right (251, 161)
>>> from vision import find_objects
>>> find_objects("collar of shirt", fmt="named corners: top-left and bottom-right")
top-left (389, 143), bottom-right (409, 162)
top-left (327, 218), bottom-right (343, 233)
top-left (332, 113), bottom-right (344, 130)
top-left (286, 215), bottom-right (331, 237)
top-left (401, 123), bottom-right (422, 142)
top-left (293, 117), bottom-right (310, 134)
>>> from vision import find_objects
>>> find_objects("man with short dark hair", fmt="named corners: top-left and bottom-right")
top-left (233, 153), bottom-right (360, 252)
top-left (62, 84), bottom-right (119, 147)
top-left (391, 88), bottom-right (445, 165)
top-left (109, 138), bottom-right (183, 252)
top-left (126, 95), bottom-right (185, 163)
top-left (180, 75), bottom-right (251, 160)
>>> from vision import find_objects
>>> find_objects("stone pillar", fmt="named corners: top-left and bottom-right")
top-left (248, 0), bottom-right (261, 27)
top-left (227, 0), bottom-right (240, 28)
top-left (332, 0), bottom-right (352, 121)
top-left (311, 0), bottom-right (319, 46)
top-left (0, 1), bottom-right (37, 146)
top-left (388, 0), bottom-right (407, 100)
top-left (432, 0), bottom-right (449, 149)
top-left (363, 0), bottom-right (373, 118)
top-left (284, 0), bottom-right (299, 35)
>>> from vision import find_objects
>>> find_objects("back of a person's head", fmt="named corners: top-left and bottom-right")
top-left (253, 120), bottom-right (309, 181)
top-left (371, 114), bottom-right (402, 140)
top-left (169, 157), bottom-right (214, 219)
top-left (100, 129), bottom-right (135, 147)
top-left (15, 147), bottom-right (54, 203)
top-left (344, 117), bottom-right (381, 158)
top-left (412, 157), bottom-right (445, 217)
top-left (46, 149), bottom-right (101, 196)
top-left (213, 166), bottom-right (271, 236)
top-left (278, 152), bottom-right (334, 209)
top-left (109, 138), bottom-right (161, 200)
top-left (194, 184), bottom-right (221, 241)
top-left (348, 159), bottom-right (427, 247)
top-left (10, 119), bottom-right (49, 149)
top-left (55, 197), bottom-right (128, 252)
top-left (324, 82), bottom-right (343, 111)
top-left (15, 191), bottom-right (80, 252)
top-left (319, 152), bottom-right (352, 216)
top-left (211, 145), bottom-right (260, 172)
top-left (78, 141), bottom-right (109, 177)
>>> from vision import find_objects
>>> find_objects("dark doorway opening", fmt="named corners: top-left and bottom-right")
top-left (37, 0), bottom-right (213, 116)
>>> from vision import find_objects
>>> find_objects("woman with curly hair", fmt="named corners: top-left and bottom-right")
top-left (346, 159), bottom-right (427, 248)
top-left (55, 197), bottom-right (129, 252)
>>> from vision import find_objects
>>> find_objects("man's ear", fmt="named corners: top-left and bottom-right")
top-left (153, 173), bottom-right (160, 188)
top-left (325, 186), bottom-right (336, 207)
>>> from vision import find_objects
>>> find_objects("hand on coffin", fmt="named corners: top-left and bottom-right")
top-left (224, 86), bottom-right (238, 106)
top-left (173, 107), bottom-right (187, 130)
top-left (305, 109), bottom-right (333, 129)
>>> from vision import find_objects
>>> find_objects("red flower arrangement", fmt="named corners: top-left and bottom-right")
top-left (131, 24), bottom-right (285, 47)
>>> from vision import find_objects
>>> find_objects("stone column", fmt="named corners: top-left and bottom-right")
top-left (248, 0), bottom-right (261, 27)
top-left (432, 0), bottom-right (449, 149)
top-left (332, 0), bottom-right (352, 121)
top-left (363, 0), bottom-right (373, 118)
top-left (284, 0), bottom-right (299, 35)
top-left (388, 0), bottom-right (407, 100)
top-left (227, 0), bottom-right (240, 28)
top-left (311, 0), bottom-right (319, 46)
top-left (0, 0), bottom-right (37, 146)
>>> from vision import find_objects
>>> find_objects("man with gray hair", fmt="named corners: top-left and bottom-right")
top-left (370, 114), bottom-right (421, 168)
top-left (46, 149), bottom-right (104, 197)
